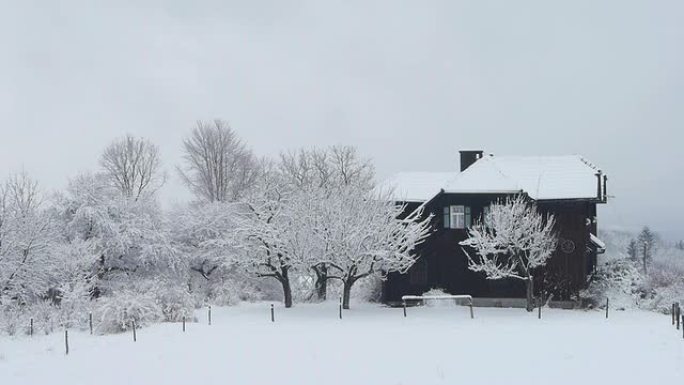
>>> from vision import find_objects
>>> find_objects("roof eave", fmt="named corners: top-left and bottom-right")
top-left (533, 197), bottom-right (608, 204)
top-left (441, 189), bottom-right (522, 195)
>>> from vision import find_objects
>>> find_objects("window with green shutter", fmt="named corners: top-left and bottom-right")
top-left (443, 205), bottom-right (471, 229)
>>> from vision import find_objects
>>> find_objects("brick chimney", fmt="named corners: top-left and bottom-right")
top-left (459, 150), bottom-right (484, 172)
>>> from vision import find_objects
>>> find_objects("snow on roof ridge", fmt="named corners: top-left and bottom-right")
top-left (380, 153), bottom-right (604, 202)
top-left (484, 155), bottom-right (517, 181)
top-left (577, 155), bottom-right (601, 172)
top-left (375, 171), bottom-right (455, 202)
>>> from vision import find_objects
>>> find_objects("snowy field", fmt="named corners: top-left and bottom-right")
top-left (1, 303), bottom-right (683, 385)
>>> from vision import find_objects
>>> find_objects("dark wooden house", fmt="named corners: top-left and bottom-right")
top-left (381, 150), bottom-right (608, 303)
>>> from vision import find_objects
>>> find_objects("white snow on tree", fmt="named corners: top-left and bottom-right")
top-left (314, 187), bottom-right (433, 309)
top-left (460, 195), bottom-right (558, 311)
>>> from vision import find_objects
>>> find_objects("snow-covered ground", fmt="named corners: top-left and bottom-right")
top-left (1, 303), bottom-right (682, 385)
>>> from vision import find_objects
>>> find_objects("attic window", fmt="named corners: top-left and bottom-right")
top-left (443, 205), bottom-right (471, 229)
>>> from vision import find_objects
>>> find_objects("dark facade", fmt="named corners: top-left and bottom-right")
top-left (382, 157), bottom-right (606, 304)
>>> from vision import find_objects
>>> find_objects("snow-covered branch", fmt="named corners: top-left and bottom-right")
top-left (460, 195), bottom-right (557, 311)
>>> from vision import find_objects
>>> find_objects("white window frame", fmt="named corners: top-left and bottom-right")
top-left (450, 205), bottom-right (465, 229)
top-left (444, 205), bottom-right (471, 229)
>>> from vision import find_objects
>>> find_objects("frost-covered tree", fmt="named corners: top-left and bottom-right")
top-left (232, 168), bottom-right (305, 308)
top-left (637, 226), bottom-right (658, 274)
top-left (314, 187), bottom-right (432, 309)
top-left (460, 195), bottom-right (558, 311)
top-left (0, 172), bottom-right (57, 305)
top-left (178, 120), bottom-right (260, 202)
top-left (100, 135), bottom-right (164, 200)
top-left (54, 171), bottom-right (193, 327)
top-left (55, 172), bottom-right (180, 299)
top-left (171, 202), bottom-right (242, 281)
top-left (170, 200), bottom-right (265, 303)
top-left (627, 239), bottom-right (639, 261)
top-left (278, 145), bottom-right (375, 300)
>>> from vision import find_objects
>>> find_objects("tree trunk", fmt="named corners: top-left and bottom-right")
top-left (643, 255), bottom-right (648, 274)
top-left (281, 269), bottom-right (293, 308)
top-left (314, 277), bottom-right (327, 302)
top-left (342, 278), bottom-right (355, 310)
top-left (643, 257), bottom-right (647, 274)
top-left (525, 276), bottom-right (534, 312)
top-left (313, 265), bottom-right (327, 302)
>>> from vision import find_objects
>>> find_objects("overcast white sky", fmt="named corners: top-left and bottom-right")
top-left (1, 1), bottom-right (682, 239)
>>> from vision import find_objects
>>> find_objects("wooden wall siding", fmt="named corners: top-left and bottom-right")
top-left (383, 194), bottom-right (599, 303)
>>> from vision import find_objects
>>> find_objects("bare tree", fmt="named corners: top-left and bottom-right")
top-left (279, 145), bottom-right (374, 191)
top-left (329, 145), bottom-right (374, 188)
top-left (178, 120), bottom-right (259, 202)
top-left (100, 135), bottom-right (164, 200)
top-left (460, 195), bottom-right (558, 311)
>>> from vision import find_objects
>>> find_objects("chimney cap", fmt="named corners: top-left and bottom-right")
top-left (459, 150), bottom-right (484, 172)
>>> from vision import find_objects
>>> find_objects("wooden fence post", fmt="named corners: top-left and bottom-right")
top-left (89, 312), bottom-right (93, 335)
top-left (469, 299), bottom-right (474, 319)
top-left (677, 306), bottom-right (681, 330)
top-left (208, 306), bottom-right (212, 326)
top-left (132, 320), bottom-right (137, 342)
top-left (65, 329), bottom-right (69, 355)
top-left (673, 303), bottom-right (676, 325)
top-left (538, 298), bottom-right (542, 320)
top-left (30, 318), bottom-right (33, 337)
top-left (182, 316), bottom-right (186, 332)
top-left (339, 297), bottom-right (342, 320)
top-left (403, 300), bottom-right (407, 318)
top-left (605, 298), bottom-right (609, 319)
top-left (677, 303), bottom-right (681, 328)
top-left (270, 304), bottom-right (275, 323)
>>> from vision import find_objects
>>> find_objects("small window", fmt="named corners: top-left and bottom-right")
top-left (451, 205), bottom-right (465, 228)
top-left (444, 205), bottom-right (471, 229)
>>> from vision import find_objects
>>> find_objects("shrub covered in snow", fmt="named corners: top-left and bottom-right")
top-left (0, 299), bottom-right (92, 336)
top-left (586, 229), bottom-right (684, 314)
top-left (351, 276), bottom-right (383, 303)
top-left (421, 288), bottom-right (453, 307)
top-left (581, 260), bottom-right (643, 310)
top-left (153, 285), bottom-right (196, 322)
top-left (582, 258), bottom-right (684, 313)
top-left (0, 303), bottom-right (28, 336)
top-left (93, 290), bottom-right (163, 334)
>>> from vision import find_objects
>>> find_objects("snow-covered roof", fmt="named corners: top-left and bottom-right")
top-left (375, 172), bottom-right (454, 202)
top-left (379, 154), bottom-right (603, 202)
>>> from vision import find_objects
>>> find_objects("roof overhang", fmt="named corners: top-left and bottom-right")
top-left (442, 189), bottom-right (522, 195)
